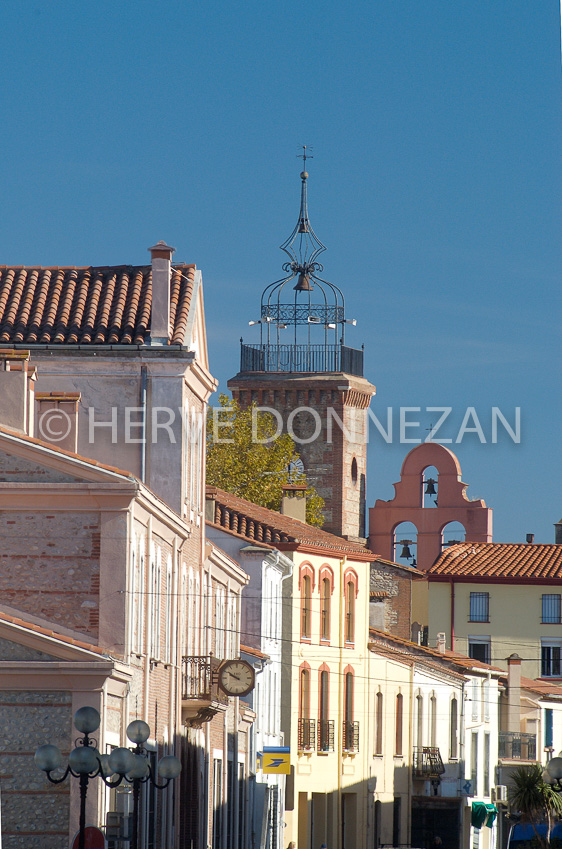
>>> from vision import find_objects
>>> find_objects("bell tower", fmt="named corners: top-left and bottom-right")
top-left (228, 156), bottom-right (375, 539)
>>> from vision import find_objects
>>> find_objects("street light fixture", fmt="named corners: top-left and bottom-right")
top-left (35, 707), bottom-right (181, 849)
top-left (543, 755), bottom-right (562, 790)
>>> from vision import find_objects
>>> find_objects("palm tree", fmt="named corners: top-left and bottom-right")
top-left (509, 764), bottom-right (562, 849)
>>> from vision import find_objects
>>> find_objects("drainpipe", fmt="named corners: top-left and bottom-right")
top-left (450, 579), bottom-right (455, 652)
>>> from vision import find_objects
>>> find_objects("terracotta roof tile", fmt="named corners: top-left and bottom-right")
top-left (0, 264), bottom-right (195, 346)
top-left (207, 486), bottom-right (375, 560)
top-left (427, 542), bottom-right (562, 581)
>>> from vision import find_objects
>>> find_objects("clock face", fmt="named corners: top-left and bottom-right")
top-left (218, 660), bottom-right (255, 697)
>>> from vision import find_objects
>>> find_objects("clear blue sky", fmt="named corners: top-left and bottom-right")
top-left (1, 1), bottom-right (560, 543)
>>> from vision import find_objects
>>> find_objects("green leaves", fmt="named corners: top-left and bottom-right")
top-left (207, 395), bottom-right (324, 526)
top-left (509, 764), bottom-right (562, 849)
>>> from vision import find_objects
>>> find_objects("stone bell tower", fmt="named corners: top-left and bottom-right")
top-left (228, 155), bottom-right (375, 539)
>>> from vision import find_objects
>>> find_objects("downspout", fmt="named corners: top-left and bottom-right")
top-left (450, 578), bottom-right (455, 652)
top-left (408, 659), bottom-right (415, 845)
top-left (140, 365), bottom-right (147, 483)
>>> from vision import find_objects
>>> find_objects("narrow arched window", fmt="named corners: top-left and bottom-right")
top-left (375, 692), bottom-right (383, 755)
top-left (430, 694), bottom-right (437, 747)
top-left (345, 580), bottom-right (355, 643)
top-left (301, 574), bottom-right (312, 639)
top-left (395, 693), bottom-right (403, 756)
top-left (320, 577), bottom-right (331, 641)
top-left (450, 698), bottom-right (458, 759)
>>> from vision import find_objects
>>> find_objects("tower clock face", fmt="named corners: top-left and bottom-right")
top-left (218, 660), bottom-right (255, 697)
top-left (288, 457), bottom-right (304, 481)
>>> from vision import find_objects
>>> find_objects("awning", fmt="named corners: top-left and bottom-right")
top-left (471, 802), bottom-right (497, 829)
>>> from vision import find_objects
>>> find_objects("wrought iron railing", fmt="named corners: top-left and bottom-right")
top-left (412, 747), bottom-right (445, 777)
top-left (240, 343), bottom-right (364, 376)
top-left (498, 732), bottom-right (536, 761)
top-left (317, 719), bottom-right (335, 752)
top-left (298, 718), bottom-right (316, 751)
top-left (342, 720), bottom-right (360, 752)
top-left (182, 655), bottom-right (227, 703)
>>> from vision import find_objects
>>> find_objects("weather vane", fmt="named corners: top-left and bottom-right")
top-left (297, 145), bottom-right (313, 168)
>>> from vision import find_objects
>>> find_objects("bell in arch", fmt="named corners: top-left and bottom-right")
top-left (424, 478), bottom-right (437, 497)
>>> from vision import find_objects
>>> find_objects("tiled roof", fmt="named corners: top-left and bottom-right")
top-left (0, 609), bottom-right (115, 658)
top-left (520, 676), bottom-right (562, 699)
top-left (369, 628), bottom-right (504, 676)
top-left (206, 486), bottom-right (375, 560)
top-left (0, 264), bottom-right (195, 346)
top-left (427, 542), bottom-right (562, 581)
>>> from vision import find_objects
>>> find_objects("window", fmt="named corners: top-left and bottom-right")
top-left (375, 692), bottom-right (383, 755)
top-left (468, 637), bottom-right (491, 665)
top-left (483, 679), bottom-right (490, 722)
top-left (545, 708), bottom-right (554, 748)
top-left (469, 592), bottom-right (489, 622)
top-left (471, 732), bottom-right (479, 796)
top-left (301, 574), bottom-right (312, 639)
top-left (450, 698), bottom-right (458, 759)
top-left (165, 554), bottom-right (173, 662)
top-left (299, 668), bottom-right (310, 719)
top-left (484, 733), bottom-right (490, 796)
top-left (542, 594), bottom-right (561, 624)
top-left (395, 694), bottom-right (403, 756)
top-left (416, 695), bottom-right (423, 748)
top-left (319, 670), bottom-right (330, 752)
top-left (471, 678), bottom-right (479, 722)
top-left (345, 580), bottom-right (356, 644)
top-left (343, 671), bottom-right (355, 750)
top-left (541, 640), bottom-right (562, 678)
top-left (212, 757), bottom-right (223, 849)
top-left (320, 577), bottom-right (331, 641)
top-left (430, 694), bottom-right (437, 747)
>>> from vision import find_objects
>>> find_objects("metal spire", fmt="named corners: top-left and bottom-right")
top-left (279, 147), bottom-right (327, 277)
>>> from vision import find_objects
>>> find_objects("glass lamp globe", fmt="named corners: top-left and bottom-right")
top-left (34, 744), bottom-right (62, 772)
top-left (546, 757), bottom-right (562, 780)
top-left (127, 754), bottom-right (150, 779)
top-left (74, 706), bottom-right (100, 735)
top-left (543, 769), bottom-right (555, 785)
top-left (98, 753), bottom-right (114, 778)
top-left (69, 745), bottom-right (98, 775)
top-left (126, 720), bottom-right (150, 745)
top-left (157, 755), bottom-right (182, 779)
top-left (108, 747), bottom-right (135, 776)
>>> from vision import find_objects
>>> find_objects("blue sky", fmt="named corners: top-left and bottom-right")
top-left (1, 1), bottom-right (560, 542)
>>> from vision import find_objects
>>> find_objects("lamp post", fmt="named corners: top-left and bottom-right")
top-left (542, 755), bottom-right (562, 790)
top-left (35, 707), bottom-right (181, 849)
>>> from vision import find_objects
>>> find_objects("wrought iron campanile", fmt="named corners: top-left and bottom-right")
top-left (229, 157), bottom-right (376, 539)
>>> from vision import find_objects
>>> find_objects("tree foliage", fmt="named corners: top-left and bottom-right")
top-left (509, 764), bottom-right (562, 849)
top-left (206, 395), bottom-right (325, 527)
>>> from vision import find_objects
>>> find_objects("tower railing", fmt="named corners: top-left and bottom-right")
top-left (240, 343), bottom-right (363, 376)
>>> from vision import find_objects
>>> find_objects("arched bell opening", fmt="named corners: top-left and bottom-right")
top-left (440, 521), bottom-right (466, 551)
top-left (392, 521), bottom-right (418, 568)
top-left (421, 465), bottom-right (439, 508)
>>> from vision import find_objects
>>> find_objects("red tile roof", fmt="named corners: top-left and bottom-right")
top-left (207, 486), bottom-right (375, 560)
top-left (0, 264), bottom-right (195, 346)
top-left (427, 542), bottom-right (562, 581)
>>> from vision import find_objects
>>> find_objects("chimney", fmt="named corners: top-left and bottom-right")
top-left (555, 521), bottom-right (562, 545)
top-left (35, 392), bottom-right (81, 452)
top-left (506, 653), bottom-right (522, 734)
top-left (148, 240), bottom-right (175, 345)
top-left (525, 533), bottom-right (534, 544)
top-left (436, 632), bottom-right (447, 654)
top-left (280, 484), bottom-right (307, 524)
top-left (0, 351), bottom-right (36, 435)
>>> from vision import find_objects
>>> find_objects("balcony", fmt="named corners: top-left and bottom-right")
top-left (240, 342), bottom-right (364, 377)
top-left (298, 718), bottom-right (316, 752)
top-left (498, 732), bottom-right (537, 761)
top-left (342, 720), bottom-right (360, 753)
top-left (317, 719), bottom-right (335, 753)
top-left (412, 747), bottom-right (445, 778)
top-left (181, 655), bottom-right (228, 727)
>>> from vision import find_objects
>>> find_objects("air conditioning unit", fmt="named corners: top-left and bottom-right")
top-left (492, 785), bottom-right (508, 804)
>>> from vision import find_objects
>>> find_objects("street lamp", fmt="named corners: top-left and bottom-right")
top-left (542, 755), bottom-right (562, 791)
top-left (35, 707), bottom-right (181, 849)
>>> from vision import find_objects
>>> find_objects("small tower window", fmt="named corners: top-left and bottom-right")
top-left (351, 457), bottom-right (358, 486)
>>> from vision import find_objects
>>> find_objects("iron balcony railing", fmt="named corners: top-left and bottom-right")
top-left (240, 343), bottom-right (364, 377)
top-left (412, 747), bottom-right (446, 778)
top-left (342, 720), bottom-right (360, 753)
top-left (181, 655), bottom-right (227, 704)
top-left (498, 732), bottom-right (537, 761)
top-left (298, 718), bottom-right (316, 751)
top-left (317, 719), bottom-right (335, 753)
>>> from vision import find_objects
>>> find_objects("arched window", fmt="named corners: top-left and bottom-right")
top-left (344, 570), bottom-right (358, 644)
top-left (441, 521), bottom-right (466, 551)
top-left (319, 669), bottom-right (331, 752)
top-left (343, 671), bottom-right (355, 751)
top-left (393, 521), bottom-right (418, 567)
top-left (299, 665), bottom-right (313, 750)
top-left (430, 693), bottom-right (437, 747)
top-left (165, 554), bottom-right (173, 662)
top-left (320, 576), bottom-right (331, 642)
top-left (301, 574), bottom-right (312, 639)
top-left (416, 694), bottom-right (423, 748)
top-left (395, 693), bottom-right (403, 756)
top-left (450, 697), bottom-right (458, 759)
top-left (375, 691), bottom-right (383, 755)
top-left (422, 465), bottom-right (439, 508)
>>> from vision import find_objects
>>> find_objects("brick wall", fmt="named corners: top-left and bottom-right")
top-left (370, 563), bottom-right (413, 641)
top-left (0, 511), bottom-right (100, 636)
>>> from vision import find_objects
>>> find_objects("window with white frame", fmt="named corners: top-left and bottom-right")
top-left (416, 694), bottom-right (423, 748)
top-left (471, 678), bottom-right (479, 721)
top-left (541, 639), bottom-right (562, 678)
top-left (187, 567), bottom-right (195, 656)
top-left (542, 594), bottom-right (562, 624)
top-left (430, 694), bottom-right (437, 747)
top-left (154, 547), bottom-right (162, 659)
top-left (182, 400), bottom-right (189, 509)
top-left (483, 679), bottom-right (490, 722)
top-left (135, 536), bottom-right (145, 655)
top-left (194, 570), bottom-right (201, 656)
top-left (148, 542), bottom-right (156, 657)
top-left (189, 411), bottom-right (197, 511)
top-left (165, 554), bottom-right (173, 663)
top-left (180, 564), bottom-right (187, 658)
top-left (196, 412), bottom-right (203, 514)
top-left (215, 585), bottom-right (226, 659)
top-left (468, 636), bottom-right (491, 665)
top-left (450, 697), bottom-right (458, 759)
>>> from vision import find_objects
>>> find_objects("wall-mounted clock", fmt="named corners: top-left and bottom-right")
top-left (218, 659), bottom-right (255, 697)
